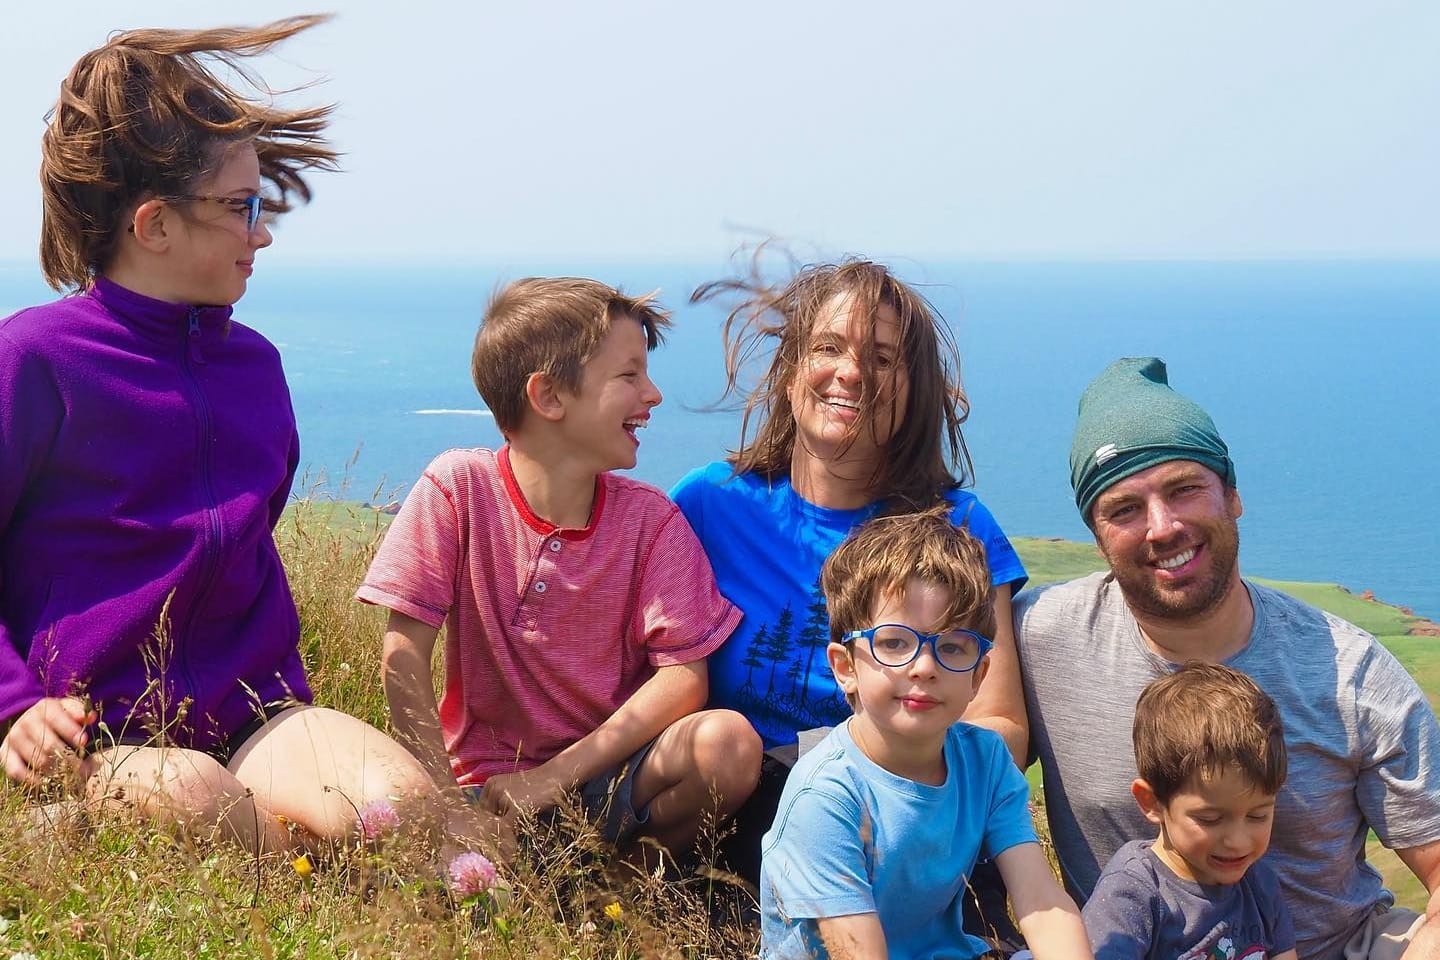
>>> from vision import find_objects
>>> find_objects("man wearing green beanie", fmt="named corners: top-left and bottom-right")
top-left (1013, 357), bottom-right (1440, 960)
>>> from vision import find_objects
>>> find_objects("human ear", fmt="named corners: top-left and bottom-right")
top-left (128, 198), bottom-right (173, 253)
top-left (1132, 778), bottom-right (1166, 827)
top-left (827, 642), bottom-right (857, 695)
top-left (970, 655), bottom-right (991, 691)
top-left (524, 372), bottom-right (567, 423)
top-left (1089, 518), bottom-right (1112, 558)
top-left (1227, 486), bottom-right (1244, 521)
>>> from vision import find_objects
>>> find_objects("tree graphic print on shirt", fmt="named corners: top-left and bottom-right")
top-left (727, 579), bottom-right (848, 745)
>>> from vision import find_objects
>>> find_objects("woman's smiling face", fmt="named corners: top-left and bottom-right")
top-left (787, 291), bottom-right (909, 468)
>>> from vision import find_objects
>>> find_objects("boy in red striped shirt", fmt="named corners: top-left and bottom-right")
top-left (358, 278), bottom-right (759, 863)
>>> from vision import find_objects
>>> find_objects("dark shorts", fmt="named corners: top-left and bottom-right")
top-left (465, 738), bottom-right (656, 844)
top-left (84, 700), bottom-right (297, 767)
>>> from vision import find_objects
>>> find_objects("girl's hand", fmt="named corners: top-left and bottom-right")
top-left (0, 696), bottom-right (97, 788)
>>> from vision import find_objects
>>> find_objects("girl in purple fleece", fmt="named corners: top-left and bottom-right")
top-left (0, 17), bottom-right (450, 857)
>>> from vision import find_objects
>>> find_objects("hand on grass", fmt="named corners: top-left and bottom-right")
top-left (0, 696), bottom-right (97, 788)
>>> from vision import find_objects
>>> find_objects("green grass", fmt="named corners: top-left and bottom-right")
top-left (1251, 578), bottom-right (1420, 638)
top-left (3, 511), bottom-right (1435, 957)
top-left (1012, 536), bottom-right (1108, 585)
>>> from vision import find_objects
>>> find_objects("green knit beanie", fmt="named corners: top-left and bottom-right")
top-left (1070, 357), bottom-right (1235, 527)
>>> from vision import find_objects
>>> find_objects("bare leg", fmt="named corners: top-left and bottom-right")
top-left (227, 705), bottom-right (444, 851)
top-left (628, 709), bottom-right (762, 856)
top-left (84, 744), bottom-right (291, 853)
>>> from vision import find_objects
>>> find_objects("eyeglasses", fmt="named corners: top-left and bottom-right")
top-left (165, 194), bottom-right (277, 232)
top-left (843, 624), bottom-right (993, 674)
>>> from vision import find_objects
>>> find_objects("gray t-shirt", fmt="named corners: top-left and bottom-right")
top-left (1083, 839), bottom-right (1295, 960)
top-left (1015, 572), bottom-right (1440, 960)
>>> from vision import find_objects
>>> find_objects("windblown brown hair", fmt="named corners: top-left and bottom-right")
top-left (472, 277), bottom-right (671, 435)
top-left (1133, 662), bottom-right (1288, 803)
top-left (821, 505), bottom-right (995, 647)
top-left (693, 250), bottom-right (972, 507)
top-left (39, 15), bottom-right (339, 291)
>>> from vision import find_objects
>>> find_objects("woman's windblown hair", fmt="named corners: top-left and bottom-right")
top-left (39, 15), bottom-right (339, 291)
top-left (693, 246), bottom-right (973, 508)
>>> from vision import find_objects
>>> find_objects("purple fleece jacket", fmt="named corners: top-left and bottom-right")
top-left (0, 276), bottom-right (312, 752)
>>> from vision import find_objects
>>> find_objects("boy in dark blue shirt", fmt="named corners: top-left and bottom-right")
top-left (1084, 662), bottom-right (1296, 960)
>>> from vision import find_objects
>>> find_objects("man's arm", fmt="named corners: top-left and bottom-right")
top-left (815, 913), bottom-right (887, 960)
top-left (1396, 840), bottom-right (1440, 960)
top-left (963, 586), bottom-right (1028, 767)
top-left (478, 659), bottom-right (707, 818)
top-left (997, 842), bottom-right (1094, 960)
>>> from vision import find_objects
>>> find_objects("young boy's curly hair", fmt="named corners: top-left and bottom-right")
top-left (1133, 662), bottom-right (1288, 803)
top-left (820, 505), bottom-right (994, 647)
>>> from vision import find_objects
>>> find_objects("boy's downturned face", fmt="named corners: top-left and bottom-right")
top-left (558, 314), bottom-right (662, 473)
top-left (828, 578), bottom-right (988, 775)
top-left (1133, 767), bottom-right (1277, 887)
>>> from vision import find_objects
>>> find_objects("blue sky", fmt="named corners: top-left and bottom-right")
top-left (3, 1), bottom-right (1438, 265)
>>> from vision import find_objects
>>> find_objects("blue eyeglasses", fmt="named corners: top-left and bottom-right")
top-left (843, 624), bottom-right (993, 674)
top-left (166, 194), bottom-right (277, 232)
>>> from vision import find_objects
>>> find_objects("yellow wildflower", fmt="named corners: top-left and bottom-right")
top-left (292, 853), bottom-right (314, 880)
top-left (603, 901), bottom-right (623, 922)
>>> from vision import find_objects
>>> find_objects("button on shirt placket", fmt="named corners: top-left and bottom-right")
top-left (518, 536), bottom-right (561, 633)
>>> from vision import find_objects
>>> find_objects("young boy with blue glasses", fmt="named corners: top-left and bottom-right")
top-left (358, 278), bottom-right (759, 862)
top-left (760, 508), bottom-right (1090, 960)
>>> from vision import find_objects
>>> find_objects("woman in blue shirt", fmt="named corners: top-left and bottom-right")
top-left (671, 258), bottom-right (1029, 944)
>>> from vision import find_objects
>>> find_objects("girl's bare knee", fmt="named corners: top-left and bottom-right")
top-left (308, 752), bottom-right (444, 844)
top-left (91, 748), bottom-right (261, 839)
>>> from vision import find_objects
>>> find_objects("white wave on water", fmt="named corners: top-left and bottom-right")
top-left (413, 409), bottom-right (494, 417)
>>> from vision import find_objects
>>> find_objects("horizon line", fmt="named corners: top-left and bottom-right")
top-left (5, 253), bottom-right (1440, 273)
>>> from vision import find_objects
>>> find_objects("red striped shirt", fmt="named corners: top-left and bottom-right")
top-left (358, 446), bottom-right (740, 785)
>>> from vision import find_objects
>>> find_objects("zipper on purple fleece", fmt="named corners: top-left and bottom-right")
top-left (176, 305), bottom-right (223, 738)
top-left (188, 309), bottom-right (207, 365)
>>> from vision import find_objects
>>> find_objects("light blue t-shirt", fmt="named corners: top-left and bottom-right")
top-left (670, 462), bottom-right (1027, 749)
top-left (761, 720), bottom-right (1038, 960)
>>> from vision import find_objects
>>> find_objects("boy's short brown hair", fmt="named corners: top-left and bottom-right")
top-left (1133, 662), bottom-right (1287, 803)
top-left (820, 506), bottom-right (995, 647)
top-left (472, 278), bottom-right (671, 435)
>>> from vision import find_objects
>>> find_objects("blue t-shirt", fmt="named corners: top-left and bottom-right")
top-left (1083, 839), bottom-right (1295, 960)
top-left (760, 720), bottom-right (1038, 960)
top-left (670, 461), bottom-right (1027, 749)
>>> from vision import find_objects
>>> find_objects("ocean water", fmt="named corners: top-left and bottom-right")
top-left (2, 260), bottom-right (1437, 619)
